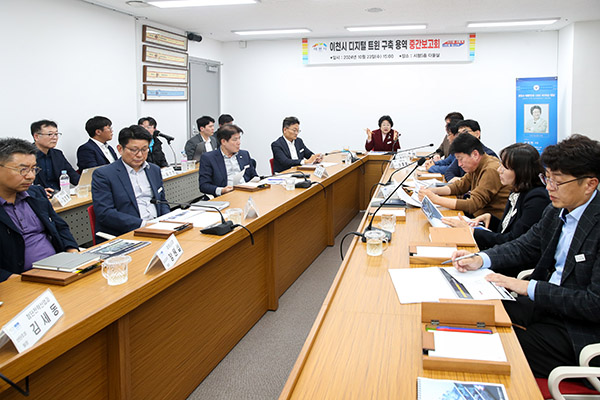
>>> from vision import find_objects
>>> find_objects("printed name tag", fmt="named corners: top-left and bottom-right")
top-left (161, 166), bottom-right (176, 178)
top-left (314, 165), bottom-right (329, 178)
top-left (0, 289), bottom-right (64, 353)
top-left (144, 234), bottom-right (183, 273)
top-left (54, 190), bottom-right (72, 207)
top-left (575, 254), bottom-right (586, 262)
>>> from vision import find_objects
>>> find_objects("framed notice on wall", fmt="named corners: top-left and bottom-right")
top-left (143, 84), bottom-right (188, 101)
top-left (143, 45), bottom-right (188, 68)
top-left (143, 65), bottom-right (188, 84)
top-left (142, 25), bottom-right (188, 51)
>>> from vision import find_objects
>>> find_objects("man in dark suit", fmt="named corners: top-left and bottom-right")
top-left (139, 116), bottom-right (169, 168)
top-left (0, 138), bottom-right (78, 282)
top-left (31, 119), bottom-right (79, 196)
top-left (77, 115), bottom-right (118, 171)
top-left (452, 134), bottom-right (600, 378)
top-left (198, 124), bottom-right (258, 196)
top-left (92, 125), bottom-right (169, 238)
top-left (184, 116), bottom-right (218, 161)
top-left (271, 116), bottom-right (323, 173)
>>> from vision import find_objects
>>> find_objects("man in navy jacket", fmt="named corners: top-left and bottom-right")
top-left (199, 124), bottom-right (258, 196)
top-left (271, 116), bottom-right (323, 173)
top-left (31, 119), bottom-right (79, 195)
top-left (0, 138), bottom-right (78, 282)
top-left (92, 125), bottom-right (169, 238)
top-left (77, 116), bottom-right (118, 171)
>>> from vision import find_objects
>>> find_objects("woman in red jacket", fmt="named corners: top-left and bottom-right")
top-left (365, 115), bottom-right (400, 152)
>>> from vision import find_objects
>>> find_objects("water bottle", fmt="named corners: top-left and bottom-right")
top-left (180, 152), bottom-right (188, 172)
top-left (59, 170), bottom-right (70, 194)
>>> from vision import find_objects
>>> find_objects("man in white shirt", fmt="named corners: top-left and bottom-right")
top-left (92, 125), bottom-right (169, 238)
top-left (77, 116), bottom-right (118, 171)
top-left (184, 116), bottom-right (218, 161)
top-left (271, 116), bottom-right (323, 173)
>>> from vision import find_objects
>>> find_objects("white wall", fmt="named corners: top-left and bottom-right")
top-left (571, 20), bottom-right (600, 141)
top-left (558, 24), bottom-right (574, 141)
top-left (222, 32), bottom-right (558, 175)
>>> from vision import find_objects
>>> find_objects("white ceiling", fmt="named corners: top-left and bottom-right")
top-left (87, 0), bottom-right (600, 42)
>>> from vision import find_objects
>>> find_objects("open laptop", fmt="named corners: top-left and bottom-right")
top-left (78, 166), bottom-right (101, 187)
top-left (421, 195), bottom-right (450, 228)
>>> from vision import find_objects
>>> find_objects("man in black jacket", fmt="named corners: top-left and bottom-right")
top-left (0, 138), bottom-right (78, 282)
top-left (452, 134), bottom-right (600, 378)
top-left (271, 116), bottom-right (323, 173)
top-left (139, 116), bottom-right (169, 168)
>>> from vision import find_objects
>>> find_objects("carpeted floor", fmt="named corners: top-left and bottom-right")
top-left (187, 212), bottom-right (364, 400)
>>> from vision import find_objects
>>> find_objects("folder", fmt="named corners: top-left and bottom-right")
top-left (429, 226), bottom-right (476, 246)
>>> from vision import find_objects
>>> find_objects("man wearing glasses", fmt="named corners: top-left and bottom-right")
top-left (92, 125), bottom-right (169, 238)
top-left (0, 138), bottom-right (78, 282)
top-left (451, 134), bottom-right (600, 380)
top-left (31, 119), bottom-right (79, 196)
top-left (271, 116), bottom-right (323, 173)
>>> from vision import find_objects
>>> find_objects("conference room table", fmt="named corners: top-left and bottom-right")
top-left (0, 152), bottom-right (542, 399)
top-left (53, 165), bottom-right (202, 245)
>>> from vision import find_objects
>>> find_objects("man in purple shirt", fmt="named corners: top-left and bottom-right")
top-left (0, 138), bottom-right (78, 282)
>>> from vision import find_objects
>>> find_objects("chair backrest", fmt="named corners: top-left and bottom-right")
top-left (87, 205), bottom-right (97, 245)
top-left (269, 158), bottom-right (274, 175)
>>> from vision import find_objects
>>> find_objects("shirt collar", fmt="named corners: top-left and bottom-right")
top-left (0, 191), bottom-right (29, 206)
top-left (559, 190), bottom-right (597, 223)
top-left (220, 149), bottom-right (237, 159)
top-left (122, 159), bottom-right (149, 174)
top-left (91, 137), bottom-right (108, 147)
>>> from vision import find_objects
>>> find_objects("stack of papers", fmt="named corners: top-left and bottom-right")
top-left (429, 331), bottom-right (507, 362)
top-left (388, 267), bottom-right (514, 304)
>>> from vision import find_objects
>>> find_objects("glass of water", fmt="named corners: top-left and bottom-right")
top-left (101, 255), bottom-right (131, 286)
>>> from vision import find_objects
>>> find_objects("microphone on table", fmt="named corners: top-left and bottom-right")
top-left (385, 142), bottom-right (434, 156)
top-left (259, 170), bottom-right (313, 189)
top-left (383, 132), bottom-right (402, 155)
top-left (362, 156), bottom-right (429, 243)
top-left (150, 198), bottom-right (234, 235)
top-left (156, 131), bottom-right (175, 143)
top-left (385, 151), bottom-right (436, 185)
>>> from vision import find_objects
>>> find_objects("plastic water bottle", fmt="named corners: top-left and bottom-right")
top-left (59, 170), bottom-right (70, 194)
top-left (180, 152), bottom-right (188, 172)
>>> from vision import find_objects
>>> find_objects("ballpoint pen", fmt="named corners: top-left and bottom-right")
top-left (440, 253), bottom-right (480, 265)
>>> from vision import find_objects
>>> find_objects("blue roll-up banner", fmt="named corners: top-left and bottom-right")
top-left (516, 77), bottom-right (558, 152)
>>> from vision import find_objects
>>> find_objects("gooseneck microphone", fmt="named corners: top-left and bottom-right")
top-left (363, 156), bottom-right (429, 242)
top-left (157, 131), bottom-right (175, 142)
top-left (385, 151), bottom-right (436, 185)
top-left (150, 198), bottom-right (234, 235)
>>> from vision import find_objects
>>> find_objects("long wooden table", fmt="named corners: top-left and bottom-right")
top-left (280, 163), bottom-right (543, 399)
top-left (0, 153), bottom-right (383, 399)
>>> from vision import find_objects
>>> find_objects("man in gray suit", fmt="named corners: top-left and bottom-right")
top-left (452, 134), bottom-right (600, 379)
top-left (184, 116), bottom-right (218, 161)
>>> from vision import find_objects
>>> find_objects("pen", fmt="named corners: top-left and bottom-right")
top-left (441, 253), bottom-right (479, 265)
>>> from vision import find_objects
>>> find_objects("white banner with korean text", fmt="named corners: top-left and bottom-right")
top-left (302, 34), bottom-right (475, 65)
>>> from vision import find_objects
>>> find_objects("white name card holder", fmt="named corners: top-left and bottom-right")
top-left (54, 190), bottom-right (72, 207)
top-left (244, 196), bottom-right (260, 219)
top-left (0, 289), bottom-right (64, 354)
top-left (161, 166), bottom-right (176, 179)
top-left (144, 234), bottom-right (184, 274)
top-left (314, 165), bottom-right (329, 179)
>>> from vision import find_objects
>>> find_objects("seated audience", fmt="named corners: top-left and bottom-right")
top-left (92, 125), bottom-right (169, 237)
top-left (139, 116), bottom-right (169, 168)
top-left (198, 124), bottom-right (258, 196)
top-left (444, 119), bottom-right (498, 182)
top-left (433, 112), bottom-right (464, 160)
top-left (364, 115), bottom-right (400, 152)
top-left (443, 142), bottom-right (550, 254)
top-left (77, 115), bottom-right (117, 171)
top-left (418, 134), bottom-right (511, 219)
top-left (271, 116), bottom-right (323, 173)
top-left (31, 119), bottom-right (79, 195)
top-left (424, 119), bottom-right (460, 174)
top-left (0, 138), bottom-right (78, 282)
top-left (218, 114), bottom-right (234, 127)
top-left (185, 116), bottom-right (217, 161)
top-left (452, 134), bottom-right (600, 379)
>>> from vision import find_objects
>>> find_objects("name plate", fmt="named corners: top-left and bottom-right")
top-left (0, 289), bottom-right (64, 353)
top-left (244, 196), bottom-right (260, 219)
top-left (144, 234), bottom-right (183, 273)
top-left (314, 165), bottom-right (329, 179)
top-left (161, 166), bottom-right (176, 179)
top-left (54, 190), bottom-right (72, 207)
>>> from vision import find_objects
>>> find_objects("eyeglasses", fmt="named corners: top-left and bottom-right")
top-left (0, 164), bottom-right (42, 176)
top-left (35, 132), bottom-right (62, 137)
top-left (287, 128), bottom-right (301, 134)
top-left (124, 147), bottom-right (150, 155)
top-left (539, 173), bottom-right (594, 190)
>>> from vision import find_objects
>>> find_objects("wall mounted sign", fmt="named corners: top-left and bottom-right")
top-left (516, 77), bottom-right (558, 152)
top-left (302, 34), bottom-right (475, 65)
top-left (143, 65), bottom-right (188, 84)
top-left (143, 45), bottom-right (188, 68)
top-left (143, 84), bottom-right (188, 101)
top-left (142, 25), bottom-right (188, 51)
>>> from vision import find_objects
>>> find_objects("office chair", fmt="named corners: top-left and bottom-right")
top-left (269, 158), bottom-right (274, 175)
top-left (87, 205), bottom-right (116, 245)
